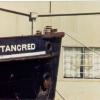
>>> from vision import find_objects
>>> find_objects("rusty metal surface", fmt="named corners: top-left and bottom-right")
top-left (42, 32), bottom-right (64, 38)
top-left (0, 32), bottom-right (64, 39)
top-left (34, 32), bottom-right (64, 38)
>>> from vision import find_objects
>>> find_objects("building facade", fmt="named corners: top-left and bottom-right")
top-left (0, 1), bottom-right (100, 100)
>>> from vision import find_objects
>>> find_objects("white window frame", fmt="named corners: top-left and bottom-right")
top-left (63, 47), bottom-right (100, 79)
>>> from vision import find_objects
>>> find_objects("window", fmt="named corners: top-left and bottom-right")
top-left (63, 47), bottom-right (100, 79)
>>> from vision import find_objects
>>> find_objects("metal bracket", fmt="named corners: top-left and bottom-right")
top-left (29, 12), bottom-right (38, 21)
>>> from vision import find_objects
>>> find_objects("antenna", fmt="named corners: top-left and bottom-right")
top-left (49, 1), bottom-right (52, 14)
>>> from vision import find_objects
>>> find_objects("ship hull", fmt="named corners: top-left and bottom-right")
top-left (0, 34), bottom-right (64, 100)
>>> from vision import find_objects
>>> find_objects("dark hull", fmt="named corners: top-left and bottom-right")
top-left (0, 33), bottom-right (64, 100)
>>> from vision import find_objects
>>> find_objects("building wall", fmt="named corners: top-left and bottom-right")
top-left (0, 1), bottom-right (100, 100)
top-left (0, 1), bottom-right (50, 37)
top-left (51, 1), bottom-right (100, 47)
top-left (51, 1), bottom-right (100, 100)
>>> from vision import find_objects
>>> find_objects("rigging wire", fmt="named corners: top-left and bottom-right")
top-left (64, 32), bottom-right (100, 56)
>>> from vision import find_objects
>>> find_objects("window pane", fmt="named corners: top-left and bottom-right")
top-left (64, 47), bottom-right (81, 78)
top-left (84, 48), bottom-right (93, 78)
top-left (93, 48), bottom-right (100, 78)
top-left (63, 47), bottom-right (100, 79)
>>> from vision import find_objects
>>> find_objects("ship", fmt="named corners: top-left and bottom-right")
top-left (0, 8), bottom-right (64, 100)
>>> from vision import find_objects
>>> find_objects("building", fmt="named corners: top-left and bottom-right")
top-left (0, 1), bottom-right (100, 100)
